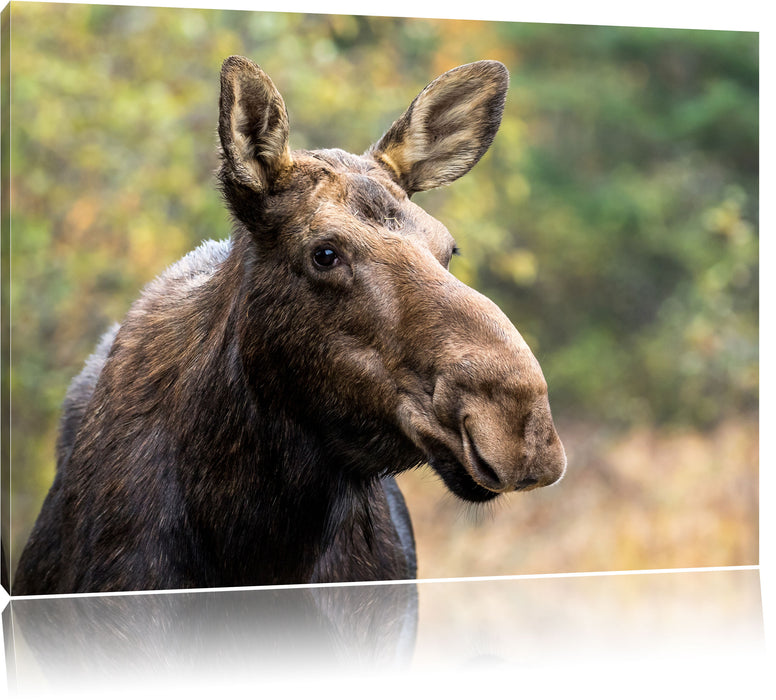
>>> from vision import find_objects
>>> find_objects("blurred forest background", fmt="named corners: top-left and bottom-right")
top-left (4, 3), bottom-right (758, 582)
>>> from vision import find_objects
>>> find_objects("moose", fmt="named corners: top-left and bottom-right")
top-left (14, 56), bottom-right (566, 595)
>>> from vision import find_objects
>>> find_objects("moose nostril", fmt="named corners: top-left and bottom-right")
top-left (472, 451), bottom-right (502, 489)
top-left (461, 418), bottom-right (505, 491)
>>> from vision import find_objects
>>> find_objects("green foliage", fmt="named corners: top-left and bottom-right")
top-left (7, 4), bottom-right (758, 556)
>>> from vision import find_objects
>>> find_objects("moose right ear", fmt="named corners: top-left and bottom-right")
top-left (218, 56), bottom-right (292, 194)
top-left (368, 61), bottom-right (509, 196)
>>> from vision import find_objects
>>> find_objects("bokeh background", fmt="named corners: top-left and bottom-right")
top-left (4, 2), bottom-right (758, 582)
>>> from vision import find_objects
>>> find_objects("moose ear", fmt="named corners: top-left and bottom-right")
top-left (218, 56), bottom-right (292, 193)
top-left (367, 61), bottom-right (509, 196)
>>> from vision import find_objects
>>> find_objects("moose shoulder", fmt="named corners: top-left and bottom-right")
top-left (14, 57), bottom-right (566, 595)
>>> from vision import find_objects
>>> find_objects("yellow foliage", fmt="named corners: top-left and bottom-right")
top-left (398, 416), bottom-right (758, 578)
top-left (494, 249), bottom-right (538, 286)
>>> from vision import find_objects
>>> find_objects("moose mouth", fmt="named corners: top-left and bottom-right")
top-left (428, 453), bottom-right (501, 502)
top-left (425, 434), bottom-right (503, 503)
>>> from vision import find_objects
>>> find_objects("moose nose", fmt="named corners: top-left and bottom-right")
top-left (461, 417), bottom-right (543, 492)
top-left (431, 357), bottom-right (567, 494)
top-left (459, 407), bottom-right (566, 493)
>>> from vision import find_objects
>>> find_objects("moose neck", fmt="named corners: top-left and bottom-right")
top-left (167, 237), bottom-right (380, 586)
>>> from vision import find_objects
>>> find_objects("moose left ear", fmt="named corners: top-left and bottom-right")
top-left (367, 61), bottom-right (509, 196)
top-left (218, 56), bottom-right (292, 194)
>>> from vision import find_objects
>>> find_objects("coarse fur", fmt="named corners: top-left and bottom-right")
top-left (14, 57), bottom-right (566, 595)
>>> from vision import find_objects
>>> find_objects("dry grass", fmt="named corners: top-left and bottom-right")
top-left (397, 416), bottom-right (758, 579)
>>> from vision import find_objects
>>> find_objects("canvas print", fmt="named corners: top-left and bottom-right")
top-left (0, 2), bottom-right (758, 595)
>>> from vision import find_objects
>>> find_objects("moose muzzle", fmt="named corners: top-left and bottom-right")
top-left (414, 277), bottom-right (567, 500)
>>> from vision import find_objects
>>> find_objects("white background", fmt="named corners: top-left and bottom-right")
top-left (1, 0), bottom-right (771, 696)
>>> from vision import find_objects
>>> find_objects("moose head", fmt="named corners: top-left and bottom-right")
top-left (217, 56), bottom-right (566, 503)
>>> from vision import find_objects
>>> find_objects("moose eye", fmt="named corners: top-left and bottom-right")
top-left (446, 245), bottom-right (461, 268)
top-left (313, 246), bottom-right (339, 269)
